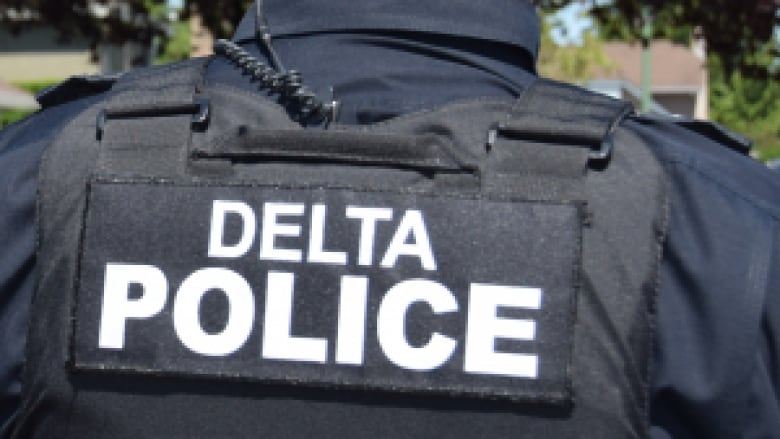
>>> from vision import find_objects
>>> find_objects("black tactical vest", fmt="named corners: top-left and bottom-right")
top-left (14, 58), bottom-right (668, 438)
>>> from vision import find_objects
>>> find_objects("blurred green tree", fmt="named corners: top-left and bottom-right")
top-left (3, 1), bottom-right (776, 78)
top-left (709, 48), bottom-right (780, 159)
top-left (538, 12), bottom-right (615, 83)
top-left (536, 0), bottom-right (779, 80)
top-left (3, 1), bottom-right (779, 158)
top-left (538, 0), bottom-right (780, 159)
top-left (0, 1), bottom-right (169, 49)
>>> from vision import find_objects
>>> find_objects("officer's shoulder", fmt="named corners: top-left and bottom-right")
top-left (544, 80), bottom-right (752, 157)
top-left (633, 114), bottom-right (752, 155)
top-left (36, 58), bottom-right (209, 109)
top-left (36, 73), bottom-right (119, 109)
top-left (624, 113), bottom-right (780, 217)
top-left (540, 77), bottom-right (750, 156)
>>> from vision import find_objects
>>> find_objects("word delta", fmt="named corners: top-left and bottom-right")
top-left (96, 200), bottom-right (544, 380)
top-left (208, 200), bottom-right (437, 270)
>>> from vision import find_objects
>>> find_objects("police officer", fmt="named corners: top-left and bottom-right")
top-left (1, 1), bottom-right (779, 438)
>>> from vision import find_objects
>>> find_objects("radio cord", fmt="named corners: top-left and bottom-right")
top-left (214, 39), bottom-right (340, 127)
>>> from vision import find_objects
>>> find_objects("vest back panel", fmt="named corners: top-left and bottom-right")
top-left (15, 62), bottom-right (668, 438)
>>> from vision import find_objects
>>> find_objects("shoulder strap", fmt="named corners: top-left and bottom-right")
top-left (478, 79), bottom-right (635, 200)
top-left (491, 79), bottom-right (634, 164)
top-left (95, 58), bottom-right (211, 177)
top-left (97, 57), bottom-right (210, 134)
top-left (665, 118), bottom-right (752, 155)
top-left (35, 58), bottom-right (213, 110)
top-left (111, 57), bottom-right (210, 92)
top-left (36, 74), bottom-right (119, 109)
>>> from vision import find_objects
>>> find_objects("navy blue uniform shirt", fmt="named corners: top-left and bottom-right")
top-left (2, 1), bottom-right (780, 437)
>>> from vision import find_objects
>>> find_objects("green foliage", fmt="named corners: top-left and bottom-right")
top-left (709, 53), bottom-right (780, 160)
top-left (143, 0), bottom-right (169, 18)
top-left (538, 13), bottom-right (615, 83)
top-left (536, 0), bottom-right (779, 80)
top-left (0, 108), bottom-right (34, 128)
top-left (156, 19), bottom-right (190, 64)
top-left (4, 1), bottom-right (775, 79)
top-left (537, 1), bottom-right (780, 161)
top-left (593, 4), bottom-right (692, 46)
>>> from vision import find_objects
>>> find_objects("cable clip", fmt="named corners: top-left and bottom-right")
top-left (214, 39), bottom-right (340, 127)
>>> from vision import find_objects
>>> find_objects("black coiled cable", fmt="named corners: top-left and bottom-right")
top-left (214, 39), bottom-right (339, 127)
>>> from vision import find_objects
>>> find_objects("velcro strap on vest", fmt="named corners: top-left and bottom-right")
top-left (96, 59), bottom-right (210, 177)
top-left (493, 79), bottom-right (634, 165)
top-left (196, 127), bottom-right (479, 172)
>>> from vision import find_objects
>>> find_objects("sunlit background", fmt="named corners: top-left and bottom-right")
top-left (1, 0), bottom-right (778, 163)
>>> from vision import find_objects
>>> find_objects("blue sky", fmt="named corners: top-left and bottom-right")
top-left (551, 2), bottom-right (595, 45)
top-left (167, 0), bottom-right (184, 8)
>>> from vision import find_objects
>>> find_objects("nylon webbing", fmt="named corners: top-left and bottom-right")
top-left (507, 79), bottom-right (633, 147)
top-left (490, 78), bottom-right (634, 176)
top-left (97, 59), bottom-right (210, 178)
top-left (198, 127), bottom-right (479, 172)
top-left (95, 69), bottom-right (633, 196)
top-left (473, 79), bottom-right (633, 200)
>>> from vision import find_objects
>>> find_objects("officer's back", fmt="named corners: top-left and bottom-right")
top-left (1, 1), bottom-right (780, 438)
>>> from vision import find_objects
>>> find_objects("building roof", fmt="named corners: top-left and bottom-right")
top-left (601, 40), bottom-right (705, 92)
top-left (0, 79), bottom-right (39, 110)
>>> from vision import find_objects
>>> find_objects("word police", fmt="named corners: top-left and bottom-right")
top-left (98, 200), bottom-right (543, 380)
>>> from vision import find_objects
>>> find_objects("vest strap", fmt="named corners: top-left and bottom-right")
top-left (96, 59), bottom-right (210, 177)
top-left (489, 79), bottom-right (634, 166)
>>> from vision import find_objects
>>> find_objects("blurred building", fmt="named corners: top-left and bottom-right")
top-left (0, 25), bottom-right (98, 83)
top-left (0, 1), bottom-right (167, 84)
top-left (587, 39), bottom-right (709, 119)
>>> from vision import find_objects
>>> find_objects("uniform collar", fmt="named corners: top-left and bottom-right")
top-left (231, 0), bottom-right (540, 62)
